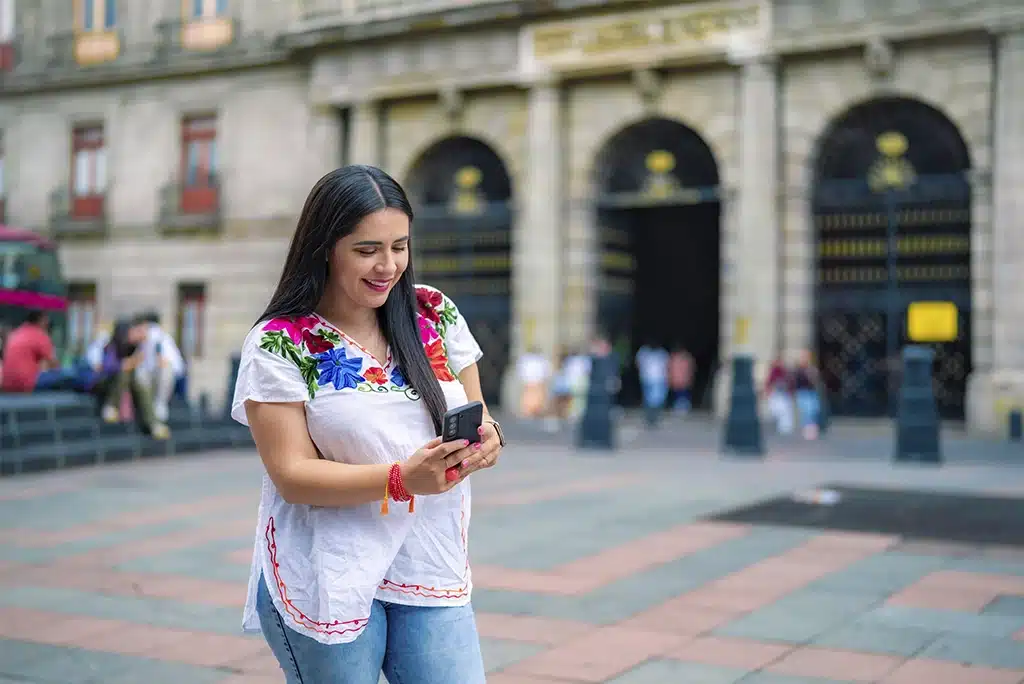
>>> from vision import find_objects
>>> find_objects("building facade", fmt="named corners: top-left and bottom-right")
top-left (1, 0), bottom-right (1022, 430)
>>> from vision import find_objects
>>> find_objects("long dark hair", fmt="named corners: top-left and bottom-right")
top-left (257, 165), bottom-right (447, 435)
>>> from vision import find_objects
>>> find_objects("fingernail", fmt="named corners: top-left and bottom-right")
top-left (462, 460), bottom-right (469, 467)
top-left (473, 443), bottom-right (482, 450)
top-left (477, 426), bottom-right (484, 434)
top-left (462, 440), bottom-right (470, 446)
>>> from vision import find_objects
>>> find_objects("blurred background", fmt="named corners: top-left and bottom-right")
top-left (0, 0), bottom-right (1022, 433)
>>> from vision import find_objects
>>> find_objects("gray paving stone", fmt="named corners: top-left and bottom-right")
top-left (804, 552), bottom-right (952, 598)
top-left (854, 605), bottom-right (1024, 638)
top-left (0, 587), bottom-right (243, 636)
top-left (607, 660), bottom-right (749, 683)
top-left (714, 605), bottom-right (853, 645)
top-left (918, 634), bottom-right (1024, 670)
top-left (983, 595), bottom-right (1024, 617)
top-left (480, 638), bottom-right (545, 672)
top-left (945, 557), bottom-right (1024, 577)
top-left (810, 623), bottom-right (940, 657)
top-left (737, 674), bottom-right (860, 684)
top-left (0, 642), bottom-right (224, 684)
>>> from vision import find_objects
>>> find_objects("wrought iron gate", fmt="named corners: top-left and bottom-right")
top-left (813, 98), bottom-right (973, 420)
top-left (407, 138), bottom-right (513, 406)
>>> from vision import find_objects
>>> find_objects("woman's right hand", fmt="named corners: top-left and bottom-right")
top-left (399, 437), bottom-right (473, 495)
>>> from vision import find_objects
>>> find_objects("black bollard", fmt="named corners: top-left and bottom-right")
top-left (1009, 409), bottom-right (1022, 442)
top-left (225, 354), bottom-right (242, 421)
top-left (577, 351), bottom-right (617, 451)
top-left (722, 354), bottom-right (764, 456)
top-left (894, 345), bottom-right (941, 464)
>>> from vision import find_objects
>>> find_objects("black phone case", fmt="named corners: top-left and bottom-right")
top-left (442, 401), bottom-right (484, 444)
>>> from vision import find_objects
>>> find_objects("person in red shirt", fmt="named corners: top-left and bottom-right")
top-left (0, 310), bottom-right (57, 393)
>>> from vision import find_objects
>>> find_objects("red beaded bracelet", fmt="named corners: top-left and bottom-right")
top-left (381, 462), bottom-right (414, 515)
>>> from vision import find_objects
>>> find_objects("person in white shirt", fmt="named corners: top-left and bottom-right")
top-left (635, 342), bottom-right (670, 426)
top-left (134, 311), bottom-right (186, 423)
top-left (232, 165), bottom-right (504, 683)
top-left (516, 347), bottom-right (551, 419)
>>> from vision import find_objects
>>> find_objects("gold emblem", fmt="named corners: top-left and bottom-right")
top-left (641, 150), bottom-right (680, 200)
top-left (868, 131), bottom-right (916, 192)
top-left (450, 166), bottom-right (484, 216)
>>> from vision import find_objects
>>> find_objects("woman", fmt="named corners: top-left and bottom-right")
top-left (231, 165), bottom-right (504, 683)
top-left (793, 349), bottom-right (821, 440)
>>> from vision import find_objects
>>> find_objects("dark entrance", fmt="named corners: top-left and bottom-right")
top-left (812, 98), bottom-right (973, 420)
top-left (405, 137), bottom-right (513, 406)
top-left (593, 118), bottom-right (721, 408)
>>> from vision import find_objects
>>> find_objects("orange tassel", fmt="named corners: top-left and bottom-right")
top-left (381, 477), bottom-right (390, 515)
top-left (408, 496), bottom-right (415, 513)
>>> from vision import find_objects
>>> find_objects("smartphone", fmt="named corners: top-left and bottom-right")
top-left (442, 401), bottom-right (484, 444)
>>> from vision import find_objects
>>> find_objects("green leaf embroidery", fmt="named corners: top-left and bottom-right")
top-left (298, 355), bottom-right (320, 400)
top-left (259, 330), bottom-right (290, 355)
top-left (318, 329), bottom-right (342, 344)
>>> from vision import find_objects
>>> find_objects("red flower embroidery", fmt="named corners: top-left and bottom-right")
top-left (416, 287), bottom-right (443, 322)
top-left (424, 339), bottom-right (454, 382)
top-left (364, 367), bottom-right (388, 385)
top-left (302, 329), bottom-right (334, 354)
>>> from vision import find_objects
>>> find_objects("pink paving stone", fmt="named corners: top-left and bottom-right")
top-left (480, 475), bottom-right (647, 508)
top-left (502, 625), bottom-right (686, 683)
top-left (615, 599), bottom-right (739, 636)
top-left (765, 647), bottom-right (905, 682)
top-left (672, 583), bottom-right (789, 613)
top-left (475, 613), bottom-right (596, 645)
top-left (218, 676), bottom-right (284, 684)
top-left (1013, 628), bottom-right (1024, 642)
top-left (668, 636), bottom-right (793, 670)
top-left (71, 622), bottom-right (195, 657)
top-left (879, 659), bottom-right (1024, 684)
top-left (147, 631), bottom-right (270, 669)
top-left (0, 607), bottom-right (124, 645)
top-left (921, 571), bottom-right (1024, 595)
top-left (887, 585), bottom-right (995, 612)
top-left (800, 530), bottom-right (900, 552)
top-left (487, 674), bottom-right (581, 683)
top-left (472, 566), bottom-right (585, 595)
top-left (225, 548), bottom-right (253, 565)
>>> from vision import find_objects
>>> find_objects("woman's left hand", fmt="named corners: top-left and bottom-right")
top-left (457, 421), bottom-right (503, 478)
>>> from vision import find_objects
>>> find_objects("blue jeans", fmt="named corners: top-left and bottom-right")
top-left (256, 573), bottom-right (486, 684)
top-left (796, 389), bottom-right (820, 428)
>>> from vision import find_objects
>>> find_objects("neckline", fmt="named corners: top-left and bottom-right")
top-left (311, 311), bottom-right (392, 370)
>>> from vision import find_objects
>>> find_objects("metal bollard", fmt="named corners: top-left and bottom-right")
top-left (894, 346), bottom-right (941, 464)
top-left (722, 354), bottom-right (764, 456)
top-left (1009, 409), bottom-right (1022, 442)
top-left (577, 351), bottom-right (618, 451)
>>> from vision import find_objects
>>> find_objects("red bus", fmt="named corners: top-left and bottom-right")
top-left (0, 225), bottom-right (68, 360)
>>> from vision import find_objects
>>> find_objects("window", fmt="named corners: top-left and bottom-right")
top-left (80, 0), bottom-right (116, 31)
top-left (0, 0), bottom-right (12, 72)
top-left (0, 132), bottom-right (5, 223)
top-left (180, 116), bottom-right (219, 214)
top-left (0, 0), bottom-right (13, 41)
top-left (176, 283), bottom-right (205, 359)
top-left (67, 282), bottom-right (97, 357)
top-left (71, 125), bottom-right (106, 219)
top-left (190, 0), bottom-right (227, 19)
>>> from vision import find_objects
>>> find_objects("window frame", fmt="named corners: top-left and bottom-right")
top-left (79, 0), bottom-right (116, 32)
top-left (176, 282), bottom-right (206, 360)
top-left (70, 124), bottom-right (106, 219)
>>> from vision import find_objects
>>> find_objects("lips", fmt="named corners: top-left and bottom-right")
top-left (363, 278), bottom-right (392, 293)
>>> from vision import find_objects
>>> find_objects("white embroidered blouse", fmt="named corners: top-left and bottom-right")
top-left (231, 285), bottom-right (483, 645)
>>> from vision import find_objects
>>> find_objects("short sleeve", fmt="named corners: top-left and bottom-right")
top-left (230, 323), bottom-right (311, 426)
top-left (417, 285), bottom-right (483, 376)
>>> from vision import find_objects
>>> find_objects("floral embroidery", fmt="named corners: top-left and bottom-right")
top-left (315, 347), bottom-right (365, 391)
top-left (364, 367), bottom-right (388, 385)
top-left (258, 289), bottom-right (464, 400)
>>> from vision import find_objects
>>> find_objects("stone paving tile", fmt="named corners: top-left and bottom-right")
top-left (918, 633), bottom-right (1024, 670)
top-left (854, 604), bottom-right (1024, 639)
top-left (810, 623), bottom-right (941, 657)
top-left (984, 595), bottom-right (1024, 617)
top-left (762, 647), bottom-right (904, 682)
top-left (481, 638), bottom-right (548, 673)
top-left (877, 659), bottom-right (1024, 684)
top-left (736, 674), bottom-right (860, 684)
top-left (606, 660), bottom-right (749, 684)
top-left (666, 636), bottom-right (793, 670)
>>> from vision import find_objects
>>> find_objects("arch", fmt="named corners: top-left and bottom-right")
top-left (592, 117), bottom-right (720, 200)
top-left (405, 136), bottom-right (513, 207)
top-left (404, 135), bottom-right (513, 407)
top-left (810, 96), bottom-right (973, 420)
top-left (590, 117), bottom-right (722, 410)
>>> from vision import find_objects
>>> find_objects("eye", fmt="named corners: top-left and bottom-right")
top-left (356, 249), bottom-right (377, 256)
top-left (392, 244), bottom-right (407, 252)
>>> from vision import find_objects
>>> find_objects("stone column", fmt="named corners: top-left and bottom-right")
top-left (502, 76), bottom-right (563, 409)
top-left (733, 56), bottom-right (780, 362)
top-left (977, 27), bottom-right (1024, 430)
top-left (348, 100), bottom-right (381, 167)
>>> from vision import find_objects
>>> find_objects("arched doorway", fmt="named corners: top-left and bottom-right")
top-left (405, 136), bottom-right (513, 406)
top-left (812, 97), bottom-right (973, 420)
top-left (593, 118), bottom-right (722, 408)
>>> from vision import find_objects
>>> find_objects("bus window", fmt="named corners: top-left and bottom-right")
top-left (0, 243), bottom-right (63, 296)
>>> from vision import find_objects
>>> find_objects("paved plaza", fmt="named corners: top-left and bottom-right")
top-left (0, 430), bottom-right (1023, 683)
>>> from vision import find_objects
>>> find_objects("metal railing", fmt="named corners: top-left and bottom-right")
top-left (296, 0), bottom-right (510, 25)
top-left (48, 187), bottom-right (108, 238)
top-left (158, 179), bottom-right (222, 234)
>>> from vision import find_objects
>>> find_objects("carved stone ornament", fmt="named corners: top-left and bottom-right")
top-left (632, 67), bottom-right (662, 109)
top-left (864, 35), bottom-right (894, 79)
top-left (439, 83), bottom-right (464, 123)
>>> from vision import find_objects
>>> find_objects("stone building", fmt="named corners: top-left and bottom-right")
top-left (1, 0), bottom-right (1021, 430)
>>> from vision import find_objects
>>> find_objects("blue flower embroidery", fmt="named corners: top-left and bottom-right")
top-left (390, 367), bottom-right (407, 388)
top-left (314, 347), bottom-right (365, 390)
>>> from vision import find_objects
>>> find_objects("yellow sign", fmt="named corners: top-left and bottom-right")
top-left (868, 131), bottom-right (916, 192)
top-left (527, 1), bottom-right (764, 71)
top-left (734, 317), bottom-right (750, 346)
top-left (641, 150), bottom-right (680, 200)
top-left (907, 301), bottom-right (958, 342)
top-left (450, 166), bottom-right (484, 216)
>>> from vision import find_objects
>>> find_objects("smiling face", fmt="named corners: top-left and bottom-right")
top-left (328, 208), bottom-right (411, 312)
